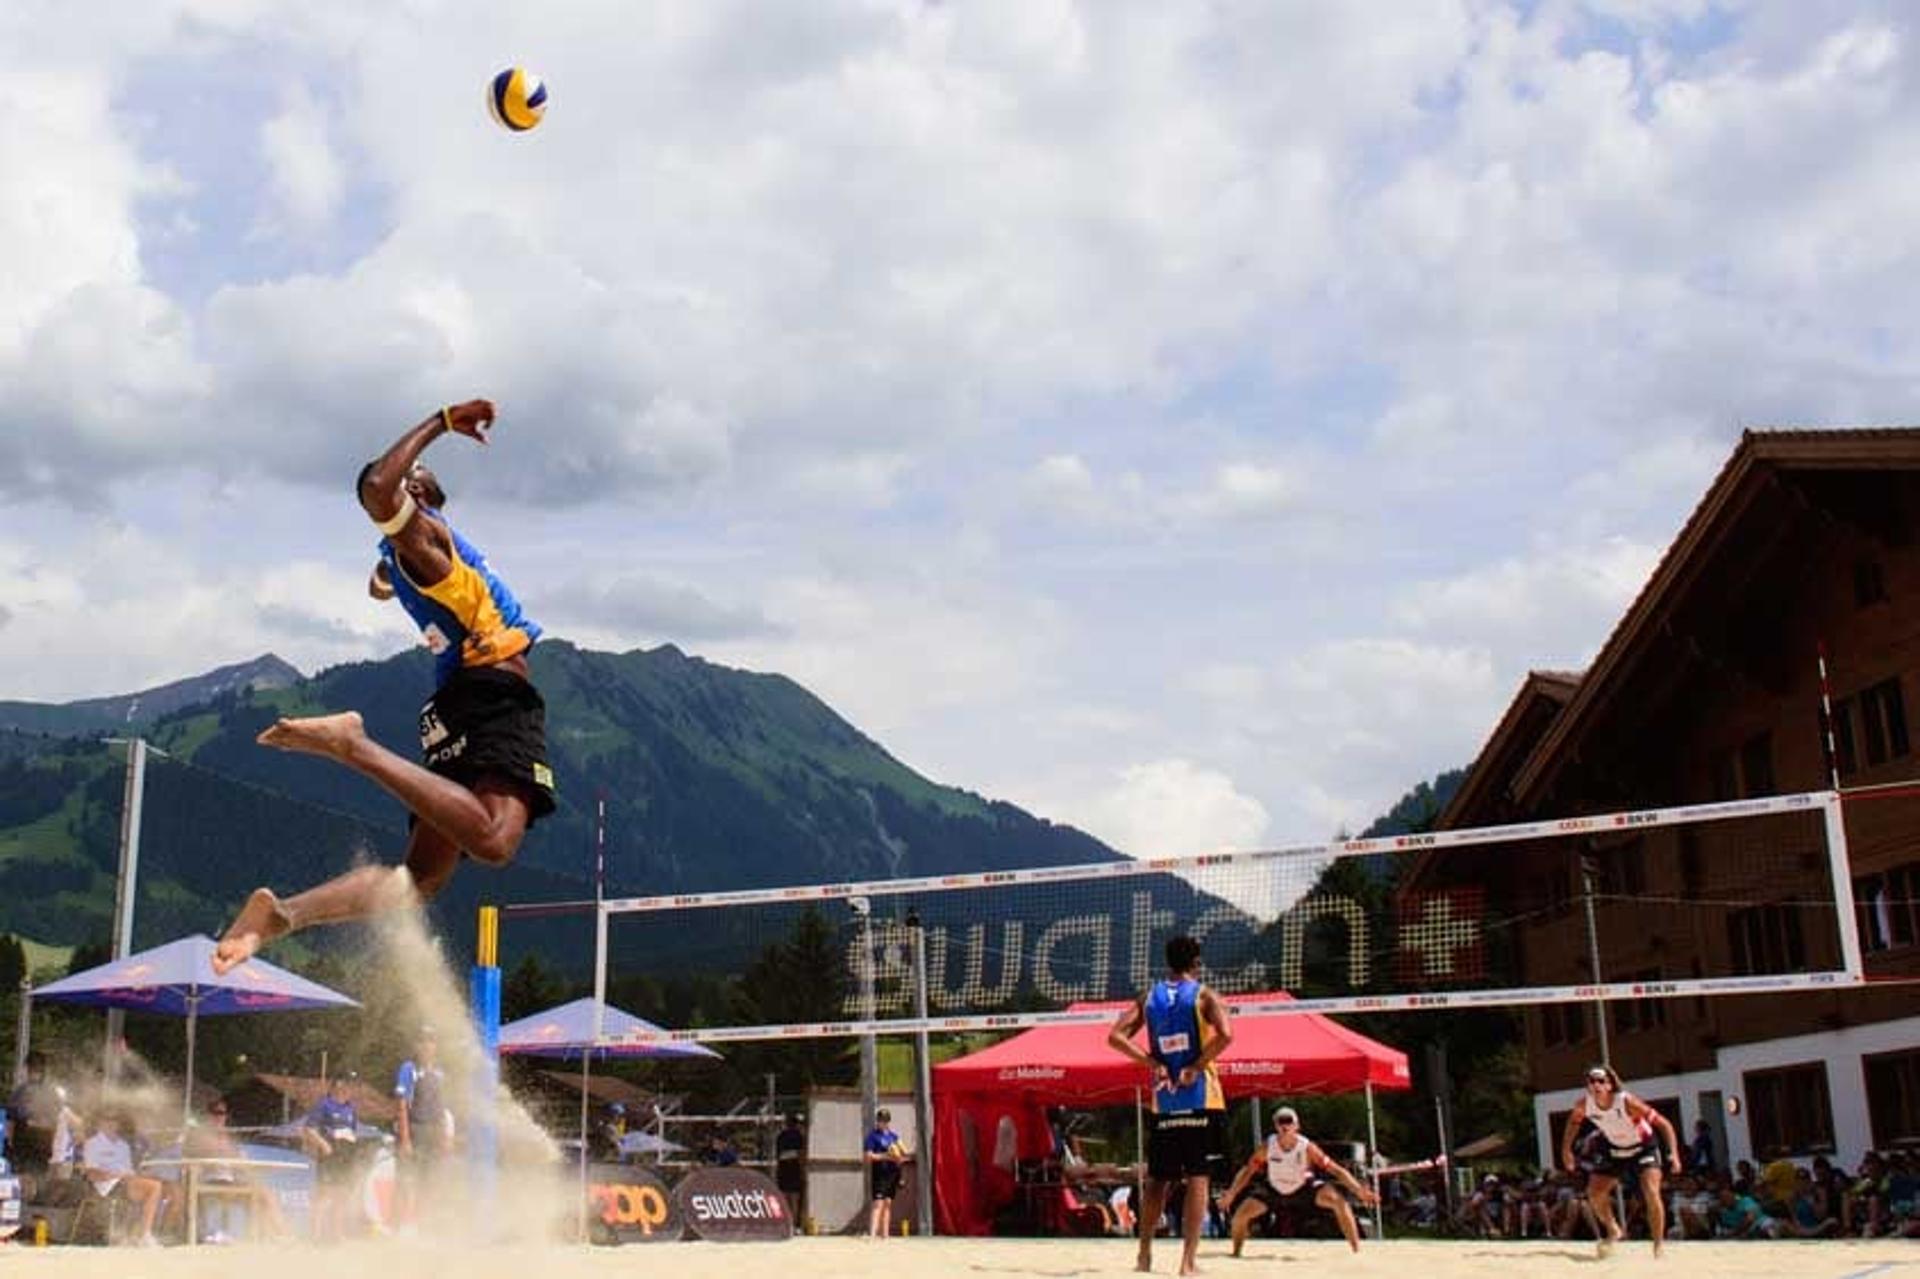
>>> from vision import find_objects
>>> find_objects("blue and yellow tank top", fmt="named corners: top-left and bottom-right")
top-left (380, 511), bottom-right (540, 687)
top-left (1144, 977), bottom-right (1224, 1114)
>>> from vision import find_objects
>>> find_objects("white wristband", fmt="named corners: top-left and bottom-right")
top-left (374, 491), bottom-right (417, 537)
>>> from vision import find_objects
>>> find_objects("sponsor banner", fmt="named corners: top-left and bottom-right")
top-left (674, 1167), bottom-right (794, 1243)
top-left (587, 1163), bottom-right (682, 1244)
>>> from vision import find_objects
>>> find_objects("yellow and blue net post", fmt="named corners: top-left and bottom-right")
top-left (470, 906), bottom-right (502, 1223)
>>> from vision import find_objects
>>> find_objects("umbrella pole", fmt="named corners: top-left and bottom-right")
top-left (577, 1048), bottom-right (593, 1243)
top-left (1365, 1080), bottom-right (1382, 1243)
top-left (184, 995), bottom-right (200, 1129)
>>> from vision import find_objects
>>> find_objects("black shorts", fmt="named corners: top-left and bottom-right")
top-left (1148, 1111), bottom-right (1224, 1182)
top-left (418, 666), bottom-right (556, 823)
top-left (1578, 1128), bottom-right (1658, 1180)
top-left (1232, 1177), bottom-right (1324, 1217)
top-left (871, 1163), bottom-right (901, 1201)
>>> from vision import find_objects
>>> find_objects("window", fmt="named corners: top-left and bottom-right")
top-left (1612, 968), bottom-right (1667, 1034)
top-left (1744, 1063), bottom-right (1835, 1158)
top-left (1865, 1050), bottom-right (1920, 1150)
top-left (1862, 678), bottom-right (1911, 767)
top-left (1710, 750), bottom-right (1739, 802)
top-left (1855, 558), bottom-right (1888, 608)
top-left (1740, 732), bottom-right (1776, 797)
top-left (1728, 904), bottom-right (1806, 974)
top-left (1824, 701), bottom-right (1861, 779)
top-left (1854, 863), bottom-right (1920, 954)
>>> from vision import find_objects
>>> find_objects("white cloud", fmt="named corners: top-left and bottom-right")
top-left (1077, 759), bottom-right (1271, 860)
top-left (1395, 537), bottom-right (1662, 663)
top-left (258, 85), bottom-right (346, 234)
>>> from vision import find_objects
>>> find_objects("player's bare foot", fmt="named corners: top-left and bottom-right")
top-left (1136, 1252), bottom-right (1152, 1273)
top-left (256, 711), bottom-right (367, 761)
top-left (214, 889), bottom-right (292, 974)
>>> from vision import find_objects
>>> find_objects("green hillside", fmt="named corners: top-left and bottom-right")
top-left (0, 641), bottom-right (1116, 958)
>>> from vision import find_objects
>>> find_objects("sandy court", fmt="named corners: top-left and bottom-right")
top-left (0, 1237), bottom-right (1913, 1279)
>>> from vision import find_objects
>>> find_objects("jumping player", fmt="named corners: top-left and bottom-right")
top-left (214, 400), bottom-right (556, 974)
top-left (1108, 935), bottom-right (1233, 1277)
top-left (1223, 1107), bottom-right (1377, 1254)
top-left (1559, 1064), bottom-right (1682, 1257)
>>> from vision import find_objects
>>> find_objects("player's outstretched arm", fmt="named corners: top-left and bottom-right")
top-left (357, 399), bottom-right (496, 523)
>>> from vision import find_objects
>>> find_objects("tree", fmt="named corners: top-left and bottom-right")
top-left (503, 953), bottom-right (568, 1023)
top-left (729, 906), bottom-right (855, 1090)
top-left (67, 937), bottom-right (112, 976)
top-left (0, 933), bottom-right (24, 991)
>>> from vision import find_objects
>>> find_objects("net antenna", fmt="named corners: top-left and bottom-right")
top-left (587, 788), bottom-right (1863, 1049)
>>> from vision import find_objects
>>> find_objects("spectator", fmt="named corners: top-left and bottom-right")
top-left (1465, 1174), bottom-right (1512, 1237)
top-left (587, 1102), bottom-right (626, 1163)
top-left (80, 1112), bottom-right (164, 1246)
top-left (864, 1108), bottom-right (906, 1238)
top-left (302, 1073), bottom-right (362, 1240)
top-left (394, 1029), bottom-right (451, 1227)
top-left (5, 1053), bottom-right (59, 1182)
top-left (1778, 1166), bottom-right (1839, 1238)
top-left (1732, 1158), bottom-right (1756, 1194)
top-left (1685, 1119), bottom-right (1714, 1173)
top-left (1845, 1152), bottom-right (1889, 1237)
top-left (703, 1131), bottom-right (739, 1167)
top-left (178, 1099), bottom-right (290, 1242)
top-left (1670, 1172), bottom-right (1716, 1240)
top-left (774, 1113), bottom-right (807, 1223)
top-left (1714, 1183), bottom-right (1777, 1239)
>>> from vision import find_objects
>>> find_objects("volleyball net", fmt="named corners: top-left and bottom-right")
top-left (584, 788), bottom-right (1863, 1047)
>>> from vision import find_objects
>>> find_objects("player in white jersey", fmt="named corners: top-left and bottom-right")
top-left (1221, 1107), bottom-right (1377, 1255)
top-left (1559, 1064), bottom-right (1682, 1257)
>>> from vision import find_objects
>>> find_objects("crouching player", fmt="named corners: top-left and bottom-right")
top-left (1224, 1107), bottom-right (1377, 1254)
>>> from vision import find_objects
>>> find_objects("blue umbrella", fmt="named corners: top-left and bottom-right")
top-left (32, 935), bottom-right (358, 1122)
top-left (497, 997), bottom-right (720, 1061)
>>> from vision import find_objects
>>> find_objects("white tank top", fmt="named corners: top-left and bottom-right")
top-left (1265, 1133), bottom-right (1315, 1193)
top-left (1590, 1091), bottom-right (1649, 1150)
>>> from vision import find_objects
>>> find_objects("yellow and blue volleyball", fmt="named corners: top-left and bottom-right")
top-left (488, 67), bottom-right (548, 132)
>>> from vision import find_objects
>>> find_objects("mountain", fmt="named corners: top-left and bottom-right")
top-left (0, 642), bottom-right (1128, 968)
top-left (0, 654), bottom-right (303, 737)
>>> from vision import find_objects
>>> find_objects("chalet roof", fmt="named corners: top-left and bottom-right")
top-left (1449, 427), bottom-right (1920, 822)
top-left (243, 1071), bottom-right (399, 1123)
top-left (1433, 670), bottom-right (1582, 830)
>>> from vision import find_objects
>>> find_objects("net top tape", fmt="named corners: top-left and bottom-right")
top-left (600, 788), bottom-right (1837, 917)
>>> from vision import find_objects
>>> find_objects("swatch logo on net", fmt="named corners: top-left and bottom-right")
top-left (689, 1188), bottom-right (786, 1223)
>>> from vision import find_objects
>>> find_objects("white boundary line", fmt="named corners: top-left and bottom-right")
top-left (600, 789), bottom-right (1838, 916)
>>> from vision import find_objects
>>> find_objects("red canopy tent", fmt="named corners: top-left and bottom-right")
top-left (931, 992), bottom-right (1410, 1235)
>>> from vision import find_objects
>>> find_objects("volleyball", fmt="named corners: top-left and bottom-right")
top-left (488, 66), bottom-right (548, 132)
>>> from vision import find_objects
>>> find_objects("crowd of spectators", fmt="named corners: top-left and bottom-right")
top-left (1451, 1149), bottom-right (1919, 1241)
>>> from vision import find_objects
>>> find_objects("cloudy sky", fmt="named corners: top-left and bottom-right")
top-left (4, 0), bottom-right (1917, 858)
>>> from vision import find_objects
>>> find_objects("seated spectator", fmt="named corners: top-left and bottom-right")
top-left (1732, 1158), bottom-right (1756, 1195)
top-left (1779, 1166), bottom-right (1838, 1238)
top-left (1512, 1176), bottom-right (1552, 1239)
top-left (80, 1112), bottom-right (164, 1245)
top-left (301, 1074), bottom-right (363, 1241)
top-left (1464, 1174), bottom-right (1512, 1237)
top-left (1845, 1152), bottom-right (1889, 1237)
top-left (1670, 1172), bottom-right (1716, 1240)
top-left (1885, 1151), bottom-right (1916, 1233)
top-left (1714, 1184), bottom-right (1778, 1239)
top-left (177, 1099), bottom-right (289, 1242)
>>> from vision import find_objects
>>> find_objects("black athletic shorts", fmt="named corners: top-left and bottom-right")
top-left (1231, 1176), bottom-right (1324, 1217)
top-left (871, 1161), bottom-right (902, 1201)
top-left (1148, 1110), bottom-right (1224, 1181)
top-left (417, 665), bottom-right (556, 823)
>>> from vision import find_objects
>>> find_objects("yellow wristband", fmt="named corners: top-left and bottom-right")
top-left (440, 406), bottom-right (453, 433)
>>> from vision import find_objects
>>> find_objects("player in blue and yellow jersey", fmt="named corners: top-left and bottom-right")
top-left (1109, 934), bottom-right (1233, 1277)
top-left (214, 399), bottom-right (556, 974)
